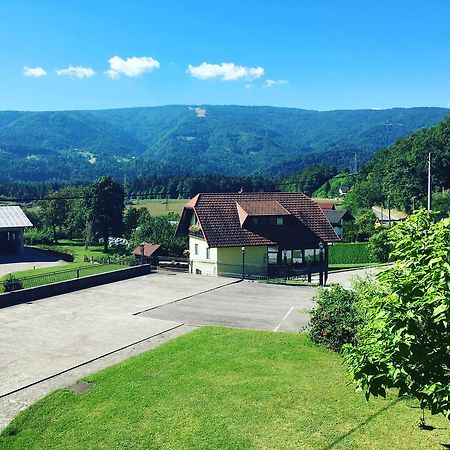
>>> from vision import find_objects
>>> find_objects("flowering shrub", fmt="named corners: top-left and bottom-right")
top-left (188, 224), bottom-right (202, 233)
top-left (309, 284), bottom-right (360, 352)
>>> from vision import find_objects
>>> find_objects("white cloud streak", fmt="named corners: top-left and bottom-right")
top-left (105, 56), bottom-right (160, 79)
top-left (56, 65), bottom-right (95, 79)
top-left (187, 62), bottom-right (264, 81)
top-left (265, 79), bottom-right (288, 87)
top-left (22, 66), bottom-right (47, 77)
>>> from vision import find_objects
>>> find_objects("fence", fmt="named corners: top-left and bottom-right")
top-left (187, 260), bottom-right (322, 283)
top-left (1, 263), bottom-right (131, 293)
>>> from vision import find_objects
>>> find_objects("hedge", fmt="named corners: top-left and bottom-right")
top-left (328, 243), bottom-right (376, 265)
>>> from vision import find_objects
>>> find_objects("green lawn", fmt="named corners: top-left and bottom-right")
top-left (0, 263), bottom-right (124, 292)
top-left (1, 240), bottom-right (129, 292)
top-left (34, 239), bottom-right (114, 263)
top-left (129, 198), bottom-right (188, 216)
top-left (1, 328), bottom-right (448, 449)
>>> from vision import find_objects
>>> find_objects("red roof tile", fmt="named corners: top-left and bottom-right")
top-left (131, 243), bottom-right (161, 257)
top-left (177, 192), bottom-right (340, 248)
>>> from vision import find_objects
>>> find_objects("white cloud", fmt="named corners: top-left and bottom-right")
top-left (244, 83), bottom-right (254, 89)
top-left (187, 62), bottom-right (264, 81)
top-left (22, 66), bottom-right (47, 77)
top-left (56, 65), bottom-right (95, 79)
top-left (105, 56), bottom-right (160, 79)
top-left (265, 79), bottom-right (288, 87)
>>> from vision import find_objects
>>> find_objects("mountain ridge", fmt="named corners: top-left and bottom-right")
top-left (0, 105), bottom-right (448, 182)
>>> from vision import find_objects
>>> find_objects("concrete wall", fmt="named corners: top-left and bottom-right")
top-left (189, 235), bottom-right (217, 275)
top-left (0, 264), bottom-right (152, 309)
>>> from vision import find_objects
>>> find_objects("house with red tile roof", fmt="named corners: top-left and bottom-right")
top-left (176, 192), bottom-right (339, 283)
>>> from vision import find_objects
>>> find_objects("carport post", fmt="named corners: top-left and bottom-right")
top-left (241, 246), bottom-right (245, 280)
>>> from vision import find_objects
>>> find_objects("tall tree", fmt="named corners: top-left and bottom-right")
top-left (88, 176), bottom-right (124, 252)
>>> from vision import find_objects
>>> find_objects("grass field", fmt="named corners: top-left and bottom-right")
top-left (0, 240), bottom-right (128, 292)
top-left (129, 198), bottom-right (188, 216)
top-left (1, 328), bottom-right (448, 449)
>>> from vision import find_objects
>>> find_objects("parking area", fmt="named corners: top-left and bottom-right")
top-left (141, 280), bottom-right (315, 332)
top-left (0, 271), bottom-right (317, 429)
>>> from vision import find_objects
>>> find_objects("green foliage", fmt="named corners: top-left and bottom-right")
top-left (347, 115), bottom-right (450, 212)
top-left (433, 189), bottom-right (450, 216)
top-left (309, 284), bottom-right (360, 351)
top-left (3, 275), bottom-right (23, 292)
top-left (131, 213), bottom-right (187, 256)
top-left (313, 172), bottom-right (354, 198)
top-left (0, 106), bottom-right (448, 182)
top-left (343, 209), bottom-right (377, 242)
top-left (88, 176), bottom-right (125, 252)
top-left (282, 164), bottom-right (338, 196)
top-left (328, 243), bottom-right (376, 265)
top-left (24, 227), bottom-right (54, 245)
top-left (344, 210), bottom-right (450, 419)
top-left (368, 228), bottom-right (392, 262)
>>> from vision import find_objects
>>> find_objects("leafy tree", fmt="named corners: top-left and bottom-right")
top-left (131, 214), bottom-right (186, 256)
top-left (40, 191), bottom-right (69, 243)
top-left (367, 228), bottom-right (392, 262)
top-left (344, 210), bottom-right (450, 421)
top-left (433, 190), bottom-right (450, 216)
top-left (88, 176), bottom-right (124, 252)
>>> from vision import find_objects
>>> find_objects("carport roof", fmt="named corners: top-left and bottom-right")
top-left (0, 206), bottom-right (33, 229)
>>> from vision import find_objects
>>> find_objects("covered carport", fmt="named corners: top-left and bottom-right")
top-left (0, 206), bottom-right (33, 254)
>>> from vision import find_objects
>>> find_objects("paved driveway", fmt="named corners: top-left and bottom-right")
top-left (0, 247), bottom-right (67, 276)
top-left (141, 280), bottom-right (316, 332)
top-left (0, 272), bottom-right (316, 430)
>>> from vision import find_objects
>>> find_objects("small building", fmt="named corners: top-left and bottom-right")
top-left (322, 209), bottom-right (354, 239)
top-left (316, 201), bottom-right (336, 211)
top-left (0, 206), bottom-right (33, 254)
top-left (131, 242), bottom-right (161, 263)
top-left (176, 192), bottom-right (340, 283)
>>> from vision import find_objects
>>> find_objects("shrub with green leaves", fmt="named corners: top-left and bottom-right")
top-left (367, 228), bottom-right (392, 263)
top-left (344, 210), bottom-right (450, 420)
top-left (309, 284), bottom-right (360, 352)
top-left (3, 275), bottom-right (23, 292)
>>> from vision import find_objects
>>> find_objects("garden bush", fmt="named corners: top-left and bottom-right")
top-left (328, 242), bottom-right (376, 265)
top-left (24, 228), bottom-right (54, 245)
top-left (309, 284), bottom-right (360, 351)
top-left (3, 275), bottom-right (23, 292)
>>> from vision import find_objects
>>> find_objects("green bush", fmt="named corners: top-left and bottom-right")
top-left (24, 228), bottom-right (54, 245)
top-left (368, 229), bottom-right (392, 263)
top-left (309, 284), bottom-right (360, 352)
top-left (328, 242), bottom-right (376, 265)
top-left (3, 275), bottom-right (23, 292)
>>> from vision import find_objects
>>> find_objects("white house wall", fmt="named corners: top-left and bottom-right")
top-left (189, 236), bottom-right (218, 275)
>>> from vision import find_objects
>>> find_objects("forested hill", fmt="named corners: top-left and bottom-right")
top-left (345, 115), bottom-right (450, 212)
top-left (0, 105), bottom-right (448, 182)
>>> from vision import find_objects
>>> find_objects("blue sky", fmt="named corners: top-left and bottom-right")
top-left (2, 0), bottom-right (450, 111)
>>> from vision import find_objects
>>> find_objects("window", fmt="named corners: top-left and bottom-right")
top-left (276, 217), bottom-right (284, 225)
top-left (267, 245), bottom-right (278, 265)
top-left (194, 243), bottom-right (198, 255)
top-left (206, 247), bottom-right (210, 259)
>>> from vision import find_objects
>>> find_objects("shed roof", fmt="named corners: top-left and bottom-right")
top-left (323, 209), bottom-right (354, 225)
top-left (0, 206), bottom-right (33, 229)
top-left (177, 192), bottom-right (339, 248)
top-left (131, 243), bottom-right (161, 257)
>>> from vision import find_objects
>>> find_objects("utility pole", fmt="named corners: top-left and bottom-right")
top-left (427, 153), bottom-right (432, 211)
top-left (388, 195), bottom-right (391, 227)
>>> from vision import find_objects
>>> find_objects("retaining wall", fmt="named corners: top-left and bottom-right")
top-left (0, 264), bottom-right (152, 309)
